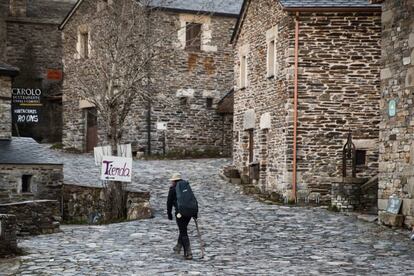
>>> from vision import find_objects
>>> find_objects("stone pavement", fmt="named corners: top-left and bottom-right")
top-left (1, 154), bottom-right (414, 275)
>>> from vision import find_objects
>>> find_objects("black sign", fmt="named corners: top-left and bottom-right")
top-left (12, 88), bottom-right (42, 124)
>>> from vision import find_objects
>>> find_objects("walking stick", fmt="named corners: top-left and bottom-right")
top-left (194, 218), bottom-right (205, 259)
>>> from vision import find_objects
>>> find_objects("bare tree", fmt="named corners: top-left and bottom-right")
top-left (68, 0), bottom-right (218, 221)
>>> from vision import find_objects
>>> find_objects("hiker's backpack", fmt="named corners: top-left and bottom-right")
top-left (175, 180), bottom-right (198, 218)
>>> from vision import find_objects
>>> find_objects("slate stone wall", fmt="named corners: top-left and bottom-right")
top-left (1, 0), bottom-right (73, 143)
top-left (0, 1), bottom-right (8, 61)
top-left (62, 184), bottom-right (152, 223)
top-left (62, 0), bottom-right (235, 156)
top-left (233, 0), bottom-right (381, 201)
top-left (331, 177), bottom-right (377, 213)
top-left (5, 18), bottom-right (63, 143)
top-left (0, 164), bottom-right (63, 204)
top-left (378, 0), bottom-right (414, 228)
top-left (0, 76), bottom-right (12, 140)
top-left (233, 0), bottom-right (292, 196)
top-left (0, 200), bottom-right (61, 236)
top-left (0, 214), bottom-right (18, 257)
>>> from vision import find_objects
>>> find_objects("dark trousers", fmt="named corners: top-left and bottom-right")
top-left (176, 215), bottom-right (191, 254)
top-left (176, 215), bottom-right (191, 240)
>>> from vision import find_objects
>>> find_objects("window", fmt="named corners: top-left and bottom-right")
top-left (180, 97), bottom-right (188, 105)
top-left (22, 175), bottom-right (32, 193)
top-left (186, 22), bottom-right (202, 51)
top-left (206, 98), bottom-right (213, 109)
top-left (267, 39), bottom-right (275, 78)
top-left (240, 54), bottom-right (247, 88)
top-left (80, 32), bottom-right (89, 58)
top-left (356, 150), bottom-right (366, 166)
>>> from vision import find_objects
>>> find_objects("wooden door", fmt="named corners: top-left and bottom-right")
top-left (86, 108), bottom-right (98, 152)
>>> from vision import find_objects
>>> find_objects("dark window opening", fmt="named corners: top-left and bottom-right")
top-left (86, 108), bottom-right (98, 152)
top-left (186, 22), bottom-right (202, 51)
top-left (248, 130), bottom-right (254, 163)
top-left (356, 150), bottom-right (366, 166)
top-left (180, 97), bottom-right (188, 105)
top-left (22, 175), bottom-right (32, 193)
top-left (206, 98), bottom-right (213, 109)
top-left (80, 32), bottom-right (89, 58)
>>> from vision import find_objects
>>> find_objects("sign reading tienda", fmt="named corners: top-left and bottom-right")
top-left (12, 88), bottom-right (42, 124)
top-left (100, 156), bottom-right (132, 182)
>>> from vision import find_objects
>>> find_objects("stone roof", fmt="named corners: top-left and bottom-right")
top-left (148, 0), bottom-right (243, 15)
top-left (60, 0), bottom-right (243, 29)
top-left (0, 137), bottom-right (62, 165)
top-left (279, 0), bottom-right (381, 8)
top-left (26, 0), bottom-right (77, 20)
top-left (0, 63), bottom-right (19, 77)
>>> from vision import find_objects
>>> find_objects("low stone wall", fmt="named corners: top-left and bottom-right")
top-left (62, 184), bottom-right (152, 223)
top-left (331, 177), bottom-right (378, 213)
top-left (0, 200), bottom-right (61, 236)
top-left (126, 189), bottom-right (151, 221)
top-left (0, 164), bottom-right (63, 204)
top-left (0, 214), bottom-right (18, 257)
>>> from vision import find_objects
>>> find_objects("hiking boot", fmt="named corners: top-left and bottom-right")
top-left (173, 240), bottom-right (182, 254)
top-left (184, 246), bottom-right (193, 260)
top-left (182, 236), bottom-right (193, 260)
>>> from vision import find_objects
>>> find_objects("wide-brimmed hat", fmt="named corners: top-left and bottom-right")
top-left (169, 172), bottom-right (182, 181)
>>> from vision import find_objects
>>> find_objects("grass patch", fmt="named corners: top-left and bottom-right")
top-left (50, 143), bottom-right (64, 150)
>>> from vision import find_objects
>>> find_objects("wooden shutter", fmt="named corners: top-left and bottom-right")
top-left (186, 23), bottom-right (202, 51)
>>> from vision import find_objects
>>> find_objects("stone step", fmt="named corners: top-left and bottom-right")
top-left (242, 184), bottom-right (261, 195)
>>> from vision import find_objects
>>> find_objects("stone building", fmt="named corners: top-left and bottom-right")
top-left (0, 0), bottom-right (76, 143)
top-left (232, 0), bottom-right (381, 202)
top-left (59, 0), bottom-right (241, 155)
top-left (0, 62), bottom-right (63, 204)
top-left (375, 0), bottom-right (414, 228)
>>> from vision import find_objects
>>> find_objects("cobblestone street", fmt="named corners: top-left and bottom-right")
top-left (1, 155), bottom-right (414, 275)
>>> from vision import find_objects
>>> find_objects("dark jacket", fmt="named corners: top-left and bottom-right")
top-left (167, 182), bottom-right (178, 218)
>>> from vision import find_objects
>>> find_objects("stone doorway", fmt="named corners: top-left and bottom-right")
top-left (85, 108), bottom-right (97, 152)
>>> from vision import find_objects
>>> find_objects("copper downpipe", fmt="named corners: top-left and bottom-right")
top-left (292, 12), bottom-right (300, 201)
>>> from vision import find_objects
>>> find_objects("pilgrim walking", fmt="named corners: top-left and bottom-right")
top-left (167, 172), bottom-right (199, 260)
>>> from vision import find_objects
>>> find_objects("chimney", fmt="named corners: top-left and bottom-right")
top-left (0, 63), bottom-right (19, 140)
top-left (9, 0), bottom-right (27, 17)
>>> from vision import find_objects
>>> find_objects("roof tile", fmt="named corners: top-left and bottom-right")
top-left (280, 0), bottom-right (381, 8)
top-left (0, 137), bottom-right (62, 165)
top-left (149, 0), bottom-right (243, 15)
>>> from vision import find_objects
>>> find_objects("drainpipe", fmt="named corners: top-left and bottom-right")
top-left (292, 12), bottom-right (300, 202)
top-left (147, 100), bottom-right (151, 155)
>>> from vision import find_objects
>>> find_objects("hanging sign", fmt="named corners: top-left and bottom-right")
top-left (100, 156), bottom-right (132, 182)
top-left (388, 100), bottom-right (396, 117)
top-left (11, 88), bottom-right (42, 124)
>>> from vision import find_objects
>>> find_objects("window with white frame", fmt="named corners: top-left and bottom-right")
top-left (266, 26), bottom-right (278, 78)
top-left (80, 32), bottom-right (89, 58)
top-left (77, 26), bottom-right (89, 59)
